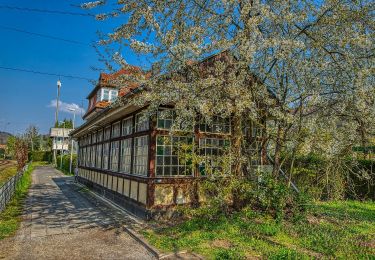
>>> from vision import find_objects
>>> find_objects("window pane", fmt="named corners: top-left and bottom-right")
top-left (96, 144), bottom-right (102, 168)
top-left (97, 129), bottom-right (103, 142)
top-left (110, 90), bottom-right (118, 102)
top-left (104, 126), bottom-right (111, 140)
top-left (112, 122), bottom-right (120, 138)
top-left (103, 89), bottom-right (109, 101)
top-left (122, 117), bottom-right (133, 136)
top-left (135, 113), bottom-right (149, 132)
top-left (102, 142), bottom-right (109, 169)
top-left (133, 135), bottom-right (149, 175)
top-left (110, 141), bottom-right (119, 171)
top-left (120, 139), bottom-right (132, 173)
top-left (90, 145), bottom-right (96, 167)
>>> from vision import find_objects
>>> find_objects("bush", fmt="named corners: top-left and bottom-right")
top-left (56, 154), bottom-right (77, 175)
top-left (346, 158), bottom-right (375, 200)
top-left (287, 154), bottom-right (374, 201)
top-left (189, 172), bottom-right (310, 222)
top-left (29, 151), bottom-right (52, 162)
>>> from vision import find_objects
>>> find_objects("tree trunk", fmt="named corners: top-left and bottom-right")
top-left (231, 111), bottom-right (244, 210)
top-left (232, 112), bottom-right (243, 176)
top-left (272, 123), bottom-right (283, 177)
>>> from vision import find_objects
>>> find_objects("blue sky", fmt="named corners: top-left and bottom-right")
top-left (0, 0), bottom-right (140, 135)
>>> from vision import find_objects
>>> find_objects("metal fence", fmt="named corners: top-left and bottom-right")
top-left (0, 165), bottom-right (28, 212)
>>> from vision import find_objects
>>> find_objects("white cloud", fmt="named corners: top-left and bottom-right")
top-left (48, 100), bottom-right (85, 115)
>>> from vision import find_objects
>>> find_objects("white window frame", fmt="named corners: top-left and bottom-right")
top-left (109, 90), bottom-right (118, 102)
top-left (102, 89), bottom-right (110, 101)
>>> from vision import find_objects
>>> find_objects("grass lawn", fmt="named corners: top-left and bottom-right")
top-left (143, 201), bottom-right (375, 259)
top-left (0, 160), bottom-right (17, 186)
top-left (0, 163), bottom-right (35, 240)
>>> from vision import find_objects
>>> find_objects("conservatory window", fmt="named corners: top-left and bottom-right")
top-left (102, 142), bottom-right (110, 169)
top-left (133, 135), bottom-right (149, 175)
top-left (110, 141), bottom-right (119, 171)
top-left (96, 144), bottom-right (102, 168)
top-left (135, 112), bottom-right (149, 132)
top-left (120, 139), bottom-right (132, 174)
top-left (112, 121), bottom-right (121, 138)
top-left (90, 145), bottom-right (96, 167)
top-left (92, 132), bottom-right (97, 144)
top-left (199, 116), bottom-right (231, 134)
top-left (157, 109), bottom-right (193, 131)
top-left (155, 135), bottom-right (193, 176)
top-left (97, 129), bottom-right (103, 142)
top-left (122, 117), bottom-right (133, 136)
top-left (198, 138), bottom-right (230, 175)
top-left (104, 126), bottom-right (111, 140)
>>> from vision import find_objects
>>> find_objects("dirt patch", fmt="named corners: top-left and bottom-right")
top-left (359, 240), bottom-right (375, 249)
top-left (307, 215), bottom-right (322, 225)
top-left (211, 239), bottom-right (233, 249)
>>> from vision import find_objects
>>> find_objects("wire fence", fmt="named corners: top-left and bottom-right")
top-left (0, 164), bottom-right (28, 212)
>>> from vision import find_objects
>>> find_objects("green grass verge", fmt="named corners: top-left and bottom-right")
top-left (143, 201), bottom-right (375, 259)
top-left (32, 161), bottom-right (50, 167)
top-left (0, 163), bottom-right (34, 240)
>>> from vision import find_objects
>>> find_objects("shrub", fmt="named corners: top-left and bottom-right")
top-left (29, 151), bottom-right (52, 162)
top-left (189, 172), bottom-right (310, 222)
top-left (56, 154), bottom-right (77, 175)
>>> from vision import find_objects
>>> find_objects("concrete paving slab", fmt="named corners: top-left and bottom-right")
top-left (0, 166), bottom-right (156, 260)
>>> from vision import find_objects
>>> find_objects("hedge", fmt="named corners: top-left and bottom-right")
top-left (29, 151), bottom-right (52, 162)
top-left (56, 154), bottom-right (77, 175)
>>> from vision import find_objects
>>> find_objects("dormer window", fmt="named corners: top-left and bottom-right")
top-left (97, 88), bottom-right (118, 102)
top-left (103, 89), bottom-right (110, 101)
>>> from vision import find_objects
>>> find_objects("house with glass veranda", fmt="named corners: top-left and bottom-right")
top-left (71, 52), bottom-right (264, 219)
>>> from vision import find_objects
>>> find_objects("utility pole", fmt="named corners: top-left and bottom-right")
top-left (54, 80), bottom-right (61, 166)
top-left (55, 80), bottom-right (61, 126)
top-left (68, 108), bottom-right (76, 174)
top-left (60, 121), bottom-right (65, 170)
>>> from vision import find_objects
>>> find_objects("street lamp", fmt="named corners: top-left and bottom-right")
top-left (68, 108), bottom-right (76, 174)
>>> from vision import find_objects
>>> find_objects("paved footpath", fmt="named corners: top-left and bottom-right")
top-left (0, 166), bottom-right (156, 260)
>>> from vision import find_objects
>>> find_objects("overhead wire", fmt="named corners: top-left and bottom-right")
top-left (0, 5), bottom-right (96, 17)
top-left (0, 25), bottom-right (92, 46)
top-left (0, 66), bottom-right (94, 81)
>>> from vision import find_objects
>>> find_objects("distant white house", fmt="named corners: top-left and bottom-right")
top-left (50, 128), bottom-right (73, 153)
